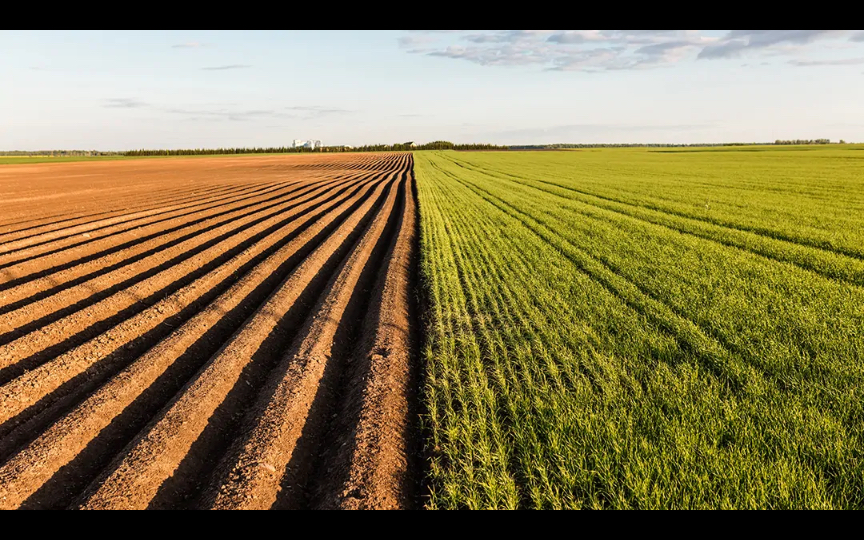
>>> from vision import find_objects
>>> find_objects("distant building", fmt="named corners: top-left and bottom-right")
top-left (293, 139), bottom-right (322, 149)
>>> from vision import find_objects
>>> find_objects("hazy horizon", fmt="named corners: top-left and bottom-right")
top-left (4, 30), bottom-right (864, 151)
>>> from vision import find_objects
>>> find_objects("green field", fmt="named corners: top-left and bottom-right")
top-left (415, 147), bottom-right (864, 509)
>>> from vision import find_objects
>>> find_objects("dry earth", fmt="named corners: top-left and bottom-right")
top-left (0, 153), bottom-right (420, 510)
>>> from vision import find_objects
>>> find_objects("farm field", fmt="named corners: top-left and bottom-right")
top-left (1, 146), bottom-right (862, 510)
top-left (0, 156), bottom-right (132, 165)
top-left (415, 147), bottom-right (864, 509)
top-left (0, 153), bottom-right (420, 509)
top-left (0, 154), bottom-right (301, 165)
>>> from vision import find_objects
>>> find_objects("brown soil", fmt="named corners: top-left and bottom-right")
top-left (0, 153), bottom-right (420, 510)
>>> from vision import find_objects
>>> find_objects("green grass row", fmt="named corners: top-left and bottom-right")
top-left (414, 147), bottom-right (864, 509)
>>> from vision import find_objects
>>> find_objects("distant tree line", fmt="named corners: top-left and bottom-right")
top-left (5, 140), bottom-right (848, 158)
top-left (511, 140), bottom-right (845, 150)
top-left (124, 146), bottom-right (337, 157)
top-left (510, 143), bottom-right (770, 149)
top-left (773, 139), bottom-right (831, 145)
top-left (121, 141), bottom-right (509, 157)
top-left (416, 141), bottom-right (509, 150)
top-left (0, 150), bottom-right (119, 156)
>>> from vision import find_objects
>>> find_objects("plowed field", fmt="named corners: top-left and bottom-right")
top-left (0, 153), bottom-right (420, 510)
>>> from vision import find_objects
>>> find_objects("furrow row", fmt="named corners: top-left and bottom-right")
top-left (0, 152), bottom-right (419, 511)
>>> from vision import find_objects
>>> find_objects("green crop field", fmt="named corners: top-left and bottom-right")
top-left (415, 146), bottom-right (864, 509)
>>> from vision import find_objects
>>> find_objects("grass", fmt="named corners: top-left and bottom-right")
top-left (415, 146), bottom-right (864, 509)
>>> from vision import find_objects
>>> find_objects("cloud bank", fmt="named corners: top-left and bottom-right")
top-left (401, 30), bottom-right (864, 72)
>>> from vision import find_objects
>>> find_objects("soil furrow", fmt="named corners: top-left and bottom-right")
top-left (0, 185), bottom-right (340, 361)
top-left (312, 162), bottom-right (419, 510)
top-left (0, 176), bottom-right (348, 285)
top-left (0, 176), bottom-right (378, 449)
top-left (0, 153), bottom-right (419, 511)
top-left (0, 174), bottom-right (382, 423)
top-left (0, 181), bottom-right (278, 255)
top-left (0, 183), bottom-right (238, 236)
top-left (0, 180), bottom-right (304, 270)
top-left (75, 172), bottom-right (395, 510)
top-left (0, 174), bottom-right (387, 509)
top-left (0, 175), bottom-right (353, 310)
top-left (205, 168), bottom-right (402, 510)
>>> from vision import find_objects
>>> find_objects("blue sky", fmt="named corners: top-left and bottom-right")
top-left (2, 30), bottom-right (864, 150)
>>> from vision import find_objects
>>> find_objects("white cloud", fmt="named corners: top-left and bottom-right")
top-left (698, 30), bottom-right (852, 59)
top-left (791, 57), bottom-right (864, 66)
top-left (403, 30), bottom-right (864, 72)
top-left (397, 34), bottom-right (440, 49)
top-left (406, 30), bottom-right (711, 72)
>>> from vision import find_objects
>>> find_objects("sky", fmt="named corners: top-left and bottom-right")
top-left (2, 30), bottom-right (864, 150)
